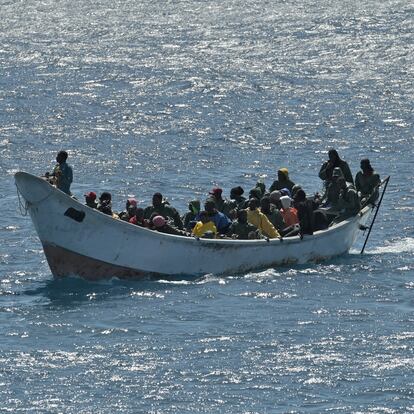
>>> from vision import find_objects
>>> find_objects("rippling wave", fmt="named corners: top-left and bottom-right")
top-left (1, 0), bottom-right (413, 412)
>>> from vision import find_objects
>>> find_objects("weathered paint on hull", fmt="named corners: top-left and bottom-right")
top-left (42, 243), bottom-right (157, 281)
top-left (15, 172), bottom-right (373, 280)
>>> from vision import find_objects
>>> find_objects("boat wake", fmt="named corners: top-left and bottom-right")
top-left (351, 237), bottom-right (414, 255)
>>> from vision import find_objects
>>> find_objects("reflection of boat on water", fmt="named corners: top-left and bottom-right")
top-left (15, 171), bottom-right (374, 281)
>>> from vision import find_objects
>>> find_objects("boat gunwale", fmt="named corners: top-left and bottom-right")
top-left (16, 171), bottom-right (372, 247)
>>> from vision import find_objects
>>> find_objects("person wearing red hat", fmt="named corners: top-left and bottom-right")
top-left (209, 187), bottom-right (233, 217)
top-left (84, 192), bottom-right (98, 209)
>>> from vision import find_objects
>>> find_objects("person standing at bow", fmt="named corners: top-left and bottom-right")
top-left (46, 150), bottom-right (73, 195)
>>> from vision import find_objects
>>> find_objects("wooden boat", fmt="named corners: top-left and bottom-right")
top-left (14, 171), bottom-right (373, 280)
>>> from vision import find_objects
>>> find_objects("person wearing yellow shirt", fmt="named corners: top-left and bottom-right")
top-left (246, 198), bottom-right (281, 239)
top-left (192, 211), bottom-right (218, 238)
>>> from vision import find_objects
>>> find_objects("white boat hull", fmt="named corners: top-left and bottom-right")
top-left (15, 172), bottom-right (372, 280)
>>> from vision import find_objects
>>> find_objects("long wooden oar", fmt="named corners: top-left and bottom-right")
top-left (360, 176), bottom-right (390, 254)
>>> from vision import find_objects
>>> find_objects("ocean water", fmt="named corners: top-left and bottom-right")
top-left (1, 0), bottom-right (413, 412)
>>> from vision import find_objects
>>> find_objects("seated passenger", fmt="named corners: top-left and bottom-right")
top-left (260, 196), bottom-right (285, 232)
top-left (97, 192), bottom-right (118, 218)
top-left (229, 186), bottom-right (246, 209)
top-left (322, 167), bottom-right (344, 211)
top-left (227, 209), bottom-right (260, 240)
top-left (197, 199), bottom-right (232, 234)
top-left (279, 196), bottom-right (299, 227)
top-left (355, 159), bottom-right (381, 206)
top-left (209, 188), bottom-right (234, 217)
top-left (246, 198), bottom-right (281, 239)
top-left (279, 188), bottom-right (292, 198)
top-left (152, 215), bottom-right (190, 237)
top-left (209, 187), bottom-right (225, 212)
top-left (84, 191), bottom-right (98, 209)
top-left (182, 199), bottom-right (201, 231)
top-left (292, 189), bottom-right (315, 237)
top-left (269, 168), bottom-right (295, 192)
top-left (334, 177), bottom-right (361, 222)
top-left (129, 207), bottom-right (149, 227)
top-left (192, 211), bottom-right (218, 238)
top-left (269, 190), bottom-right (282, 209)
top-left (119, 198), bottom-right (138, 221)
top-left (291, 184), bottom-right (302, 199)
top-left (255, 180), bottom-right (266, 198)
top-left (144, 192), bottom-right (184, 229)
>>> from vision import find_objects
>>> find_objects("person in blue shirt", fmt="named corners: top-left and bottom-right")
top-left (47, 151), bottom-right (73, 195)
top-left (195, 199), bottom-right (232, 234)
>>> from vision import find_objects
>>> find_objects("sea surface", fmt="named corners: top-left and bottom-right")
top-left (1, 0), bottom-right (413, 412)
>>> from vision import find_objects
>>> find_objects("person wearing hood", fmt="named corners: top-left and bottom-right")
top-left (144, 192), bottom-right (184, 229)
top-left (269, 168), bottom-right (295, 193)
top-left (246, 198), bottom-right (281, 239)
top-left (319, 149), bottom-right (353, 186)
top-left (182, 199), bottom-right (201, 231)
top-left (355, 159), bottom-right (381, 205)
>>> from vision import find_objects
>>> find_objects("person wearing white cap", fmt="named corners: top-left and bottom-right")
top-left (280, 196), bottom-right (299, 228)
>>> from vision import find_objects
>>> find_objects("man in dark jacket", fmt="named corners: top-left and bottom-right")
top-left (227, 209), bottom-right (260, 239)
top-left (144, 192), bottom-right (184, 229)
top-left (229, 186), bottom-right (246, 209)
top-left (319, 149), bottom-right (353, 187)
top-left (260, 196), bottom-right (285, 232)
top-left (334, 177), bottom-right (361, 221)
top-left (269, 168), bottom-right (295, 192)
top-left (355, 159), bottom-right (381, 205)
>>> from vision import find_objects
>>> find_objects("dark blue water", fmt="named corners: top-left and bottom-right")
top-left (1, 0), bottom-right (413, 412)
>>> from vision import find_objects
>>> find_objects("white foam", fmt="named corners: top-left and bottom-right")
top-left (366, 237), bottom-right (414, 255)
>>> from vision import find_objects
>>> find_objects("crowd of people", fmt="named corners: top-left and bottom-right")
top-left (46, 149), bottom-right (381, 240)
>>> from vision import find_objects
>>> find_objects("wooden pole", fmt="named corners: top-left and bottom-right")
top-left (360, 176), bottom-right (390, 254)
